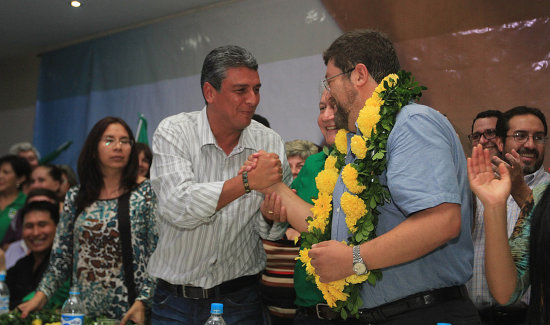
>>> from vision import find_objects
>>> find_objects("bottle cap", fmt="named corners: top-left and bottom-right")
top-left (69, 286), bottom-right (80, 295)
top-left (210, 303), bottom-right (223, 314)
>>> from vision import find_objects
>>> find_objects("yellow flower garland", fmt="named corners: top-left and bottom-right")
top-left (298, 70), bottom-right (426, 319)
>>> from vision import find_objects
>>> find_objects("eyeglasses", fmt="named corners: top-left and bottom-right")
top-left (322, 68), bottom-right (355, 91)
top-left (506, 131), bottom-right (548, 145)
top-left (102, 137), bottom-right (134, 147)
top-left (468, 129), bottom-right (497, 143)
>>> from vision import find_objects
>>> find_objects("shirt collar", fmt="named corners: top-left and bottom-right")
top-left (524, 165), bottom-right (549, 186)
top-left (197, 106), bottom-right (258, 154)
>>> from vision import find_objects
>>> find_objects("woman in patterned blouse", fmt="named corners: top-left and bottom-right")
top-left (19, 117), bottom-right (158, 324)
top-left (468, 144), bottom-right (549, 325)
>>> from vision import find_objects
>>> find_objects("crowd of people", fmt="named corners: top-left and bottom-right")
top-left (0, 29), bottom-right (548, 325)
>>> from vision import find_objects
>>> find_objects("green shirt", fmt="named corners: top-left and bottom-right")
top-left (0, 191), bottom-right (26, 243)
top-left (291, 151), bottom-right (327, 307)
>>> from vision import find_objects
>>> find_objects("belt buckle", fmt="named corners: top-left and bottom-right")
top-left (315, 303), bottom-right (330, 320)
top-left (182, 286), bottom-right (210, 299)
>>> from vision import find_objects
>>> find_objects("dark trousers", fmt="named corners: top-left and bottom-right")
top-left (361, 296), bottom-right (481, 325)
top-left (479, 305), bottom-right (527, 325)
top-left (151, 283), bottom-right (268, 325)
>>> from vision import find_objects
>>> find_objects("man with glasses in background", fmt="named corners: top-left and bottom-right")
top-left (468, 106), bottom-right (550, 325)
top-left (468, 110), bottom-right (503, 159)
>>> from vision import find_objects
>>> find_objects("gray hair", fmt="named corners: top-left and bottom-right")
top-left (285, 140), bottom-right (319, 161)
top-left (9, 142), bottom-right (40, 160)
top-left (200, 45), bottom-right (258, 104)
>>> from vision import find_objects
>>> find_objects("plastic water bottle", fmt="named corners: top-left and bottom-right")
top-left (0, 273), bottom-right (9, 315)
top-left (205, 303), bottom-right (226, 325)
top-left (61, 286), bottom-right (86, 325)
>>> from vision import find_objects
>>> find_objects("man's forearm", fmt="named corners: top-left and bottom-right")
top-left (510, 181), bottom-right (532, 208)
top-left (359, 203), bottom-right (461, 270)
top-left (216, 175), bottom-right (247, 210)
top-left (267, 182), bottom-right (312, 232)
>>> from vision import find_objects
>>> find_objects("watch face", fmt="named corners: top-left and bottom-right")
top-left (353, 262), bottom-right (367, 275)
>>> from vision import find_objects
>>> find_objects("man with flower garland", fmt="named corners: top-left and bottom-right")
top-left (255, 30), bottom-right (480, 324)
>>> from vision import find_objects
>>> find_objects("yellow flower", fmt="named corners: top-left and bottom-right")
top-left (357, 104), bottom-right (381, 137)
top-left (335, 129), bottom-right (348, 154)
top-left (309, 193), bottom-right (332, 232)
top-left (365, 93), bottom-right (384, 108)
top-left (32, 320), bottom-right (43, 325)
top-left (298, 248), bottom-right (316, 276)
top-left (375, 73), bottom-right (399, 94)
top-left (342, 164), bottom-right (366, 194)
top-left (298, 248), bottom-right (311, 264)
top-left (346, 272), bottom-right (370, 284)
top-left (317, 277), bottom-right (349, 307)
top-left (324, 155), bottom-right (338, 170)
top-left (315, 168), bottom-right (339, 195)
top-left (341, 192), bottom-right (367, 233)
top-left (350, 135), bottom-right (368, 160)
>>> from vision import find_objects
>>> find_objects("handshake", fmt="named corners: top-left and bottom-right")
top-left (239, 150), bottom-right (294, 224)
top-left (239, 150), bottom-right (284, 193)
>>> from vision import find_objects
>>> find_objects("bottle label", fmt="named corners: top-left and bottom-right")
top-left (0, 296), bottom-right (9, 313)
top-left (61, 314), bottom-right (85, 325)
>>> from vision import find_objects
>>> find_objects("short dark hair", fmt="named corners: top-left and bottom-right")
top-left (200, 45), bottom-right (258, 104)
top-left (26, 188), bottom-right (60, 206)
top-left (134, 143), bottom-right (153, 178)
top-left (36, 164), bottom-right (63, 183)
top-left (471, 110), bottom-right (503, 133)
top-left (252, 114), bottom-right (270, 128)
top-left (20, 200), bottom-right (60, 225)
top-left (76, 117), bottom-right (138, 215)
top-left (323, 29), bottom-right (400, 84)
top-left (496, 106), bottom-right (547, 141)
top-left (0, 155), bottom-right (31, 189)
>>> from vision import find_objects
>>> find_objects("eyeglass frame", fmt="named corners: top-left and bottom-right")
top-left (322, 68), bottom-right (355, 91)
top-left (468, 128), bottom-right (497, 143)
top-left (101, 136), bottom-right (135, 147)
top-left (505, 131), bottom-right (548, 145)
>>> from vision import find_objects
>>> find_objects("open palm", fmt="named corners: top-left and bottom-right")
top-left (467, 145), bottom-right (511, 206)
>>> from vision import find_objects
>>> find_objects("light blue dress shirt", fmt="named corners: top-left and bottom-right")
top-left (331, 103), bottom-right (473, 309)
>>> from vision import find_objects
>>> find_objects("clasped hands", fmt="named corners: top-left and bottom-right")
top-left (239, 151), bottom-right (288, 223)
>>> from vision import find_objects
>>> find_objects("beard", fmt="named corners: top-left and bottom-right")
top-left (334, 107), bottom-right (349, 130)
top-left (332, 86), bottom-right (358, 131)
top-left (517, 147), bottom-right (543, 175)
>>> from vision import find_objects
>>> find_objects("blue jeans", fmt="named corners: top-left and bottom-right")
top-left (152, 283), bottom-right (268, 325)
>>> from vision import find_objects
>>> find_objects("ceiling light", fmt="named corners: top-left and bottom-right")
top-left (70, 1), bottom-right (81, 7)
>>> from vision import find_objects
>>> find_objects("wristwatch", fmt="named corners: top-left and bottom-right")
top-left (352, 245), bottom-right (368, 275)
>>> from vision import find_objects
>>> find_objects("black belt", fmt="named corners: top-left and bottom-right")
top-left (359, 285), bottom-right (468, 323)
top-left (157, 273), bottom-right (260, 299)
top-left (478, 305), bottom-right (527, 324)
top-left (301, 303), bottom-right (341, 320)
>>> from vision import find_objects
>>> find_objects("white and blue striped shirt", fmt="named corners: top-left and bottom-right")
top-left (148, 107), bottom-right (291, 288)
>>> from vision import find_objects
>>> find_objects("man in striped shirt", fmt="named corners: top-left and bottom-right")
top-left (148, 45), bottom-right (292, 325)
